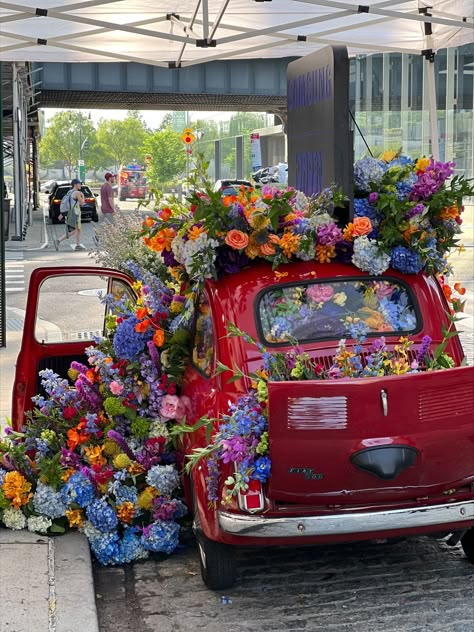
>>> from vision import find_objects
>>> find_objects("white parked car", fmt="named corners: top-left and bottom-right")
top-left (40, 180), bottom-right (56, 193)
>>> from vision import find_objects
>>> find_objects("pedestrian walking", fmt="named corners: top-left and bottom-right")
top-left (54, 178), bottom-right (86, 251)
top-left (100, 172), bottom-right (116, 222)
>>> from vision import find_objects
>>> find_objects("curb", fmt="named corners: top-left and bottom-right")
top-left (5, 208), bottom-right (49, 252)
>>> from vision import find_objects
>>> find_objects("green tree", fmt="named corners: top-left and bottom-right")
top-left (96, 114), bottom-right (148, 173)
top-left (142, 128), bottom-right (186, 188)
top-left (39, 111), bottom-right (96, 178)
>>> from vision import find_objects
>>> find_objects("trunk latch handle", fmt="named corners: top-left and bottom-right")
top-left (380, 389), bottom-right (388, 416)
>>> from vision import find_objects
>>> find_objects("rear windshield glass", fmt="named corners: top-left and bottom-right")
top-left (57, 186), bottom-right (92, 198)
top-left (257, 278), bottom-right (419, 344)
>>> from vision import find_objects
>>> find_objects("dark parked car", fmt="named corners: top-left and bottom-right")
top-left (47, 181), bottom-right (99, 224)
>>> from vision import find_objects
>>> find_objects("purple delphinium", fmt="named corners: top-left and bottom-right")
top-left (415, 335), bottom-right (432, 364)
top-left (107, 430), bottom-right (135, 460)
top-left (405, 203), bottom-right (425, 219)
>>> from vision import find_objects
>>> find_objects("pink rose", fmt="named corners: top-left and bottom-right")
top-left (110, 381), bottom-right (124, 395)
top-left (306, 284), bottom-right (334, 303)
top-left (160, 394), bottom-right (181, 420)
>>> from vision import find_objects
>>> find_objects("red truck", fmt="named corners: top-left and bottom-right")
top-left (12, 261), bottom-right (474, 589)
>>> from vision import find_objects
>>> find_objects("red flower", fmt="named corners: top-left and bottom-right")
top-left (63, 407), bottom-right (78, 421)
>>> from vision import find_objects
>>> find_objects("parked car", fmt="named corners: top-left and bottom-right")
top-left (252, 166), bottom-right (279, 184)
top-left (11, 261), bottom-right (474, 590)
top-left (40, 179), bottom-right (56, 193)
top-left (47, 181), bottom-right (99, 224)
top-left (214, 179), bottom-right (253, 196)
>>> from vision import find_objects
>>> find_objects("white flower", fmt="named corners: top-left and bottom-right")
top-left (352, 236), bottom-right (391, 275)
top-left (2, 507), bottom-right (27, 530)
top-left (149, 420), bottom-right (170, 439)
top-left (27, 515), bottom-right (52, 534)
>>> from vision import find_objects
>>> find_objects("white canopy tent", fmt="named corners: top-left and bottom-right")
top-left (0, 1), bottom-right (472, 66)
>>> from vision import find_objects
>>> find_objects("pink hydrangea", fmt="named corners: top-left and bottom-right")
top-left (109, 381), bottom-right (124, 395)
top-left (306, 284), bottom-right (334, 303)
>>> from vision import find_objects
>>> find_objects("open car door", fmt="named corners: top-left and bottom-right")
top-left (11, 267), bottom-right (136, 431)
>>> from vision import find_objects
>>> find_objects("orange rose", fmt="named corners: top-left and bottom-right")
top-left (260, 242), bottom-right (276, 256)
top-left (225, 229), bottom-right (249, 250)
top-left (352, 217), bottom-right (373, 237)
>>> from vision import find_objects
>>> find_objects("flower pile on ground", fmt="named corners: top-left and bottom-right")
top-left (0, 272), bottom-right (192, 565)
top-left (140, 153), bottom-right (473, 295)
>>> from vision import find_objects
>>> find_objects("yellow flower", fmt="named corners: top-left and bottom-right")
top-left (113, 453), bottom-right (131, 469)
top-left (61, 468), bottom-right (76, 482)
top-left (2, 471), bottom-right (33, 509)
top-left (188, 225), bottom-right (207, 241)
top-left (138, 487), bottom-right (158, 510)
top-left (128, 461), bottom-right (145, 476)
top-left (66, 509), bottom-right (84, 529)
top-left (103, 440), bottom-right (120, 457)
top-left (415, 157), bottom-right (430, 173)
top-left (248, 210), bottom-right (270, 231)
top-left (245, 235), bottom-right (260, 259)
top-left (381, 150), bottom-right (397, 163)
top-left (84, 445), bottom-right (106, 467)
top-left (278, 231), bottom-right (301, 257)
top-left (333, 292), bottom-right (347, 306)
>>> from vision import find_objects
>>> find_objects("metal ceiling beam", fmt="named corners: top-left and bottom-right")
top-left (0, 0), bottom-right (124, 24)
top-left (176, 0), bottom-right (202, 66)
top-left (209, 0), bottom-right (231, 41)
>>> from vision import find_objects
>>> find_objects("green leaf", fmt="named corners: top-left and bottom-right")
top-left (214, 361), bottom-right (232, 375)
top-left (49, 523), bottom-right (66, 534)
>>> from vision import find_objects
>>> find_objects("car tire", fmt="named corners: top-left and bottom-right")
top-left (196, 532), bottom-right (236, 590)
top-left (461, 528), bottom-right (474, 563)
top-left (52, 212), bottom-right (60, 224)
top-left (92, 212), bottom-right (99, 223)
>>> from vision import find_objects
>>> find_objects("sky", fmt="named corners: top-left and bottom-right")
top-left (43, 108), bottom-right (236, 129)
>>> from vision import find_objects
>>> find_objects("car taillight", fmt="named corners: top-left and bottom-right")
top-left (53, 198), bottom-right (60, 203)
top-left (85, 197), bottom-right (95, 202)
top-left (237, 478), bottom-right (264, 513)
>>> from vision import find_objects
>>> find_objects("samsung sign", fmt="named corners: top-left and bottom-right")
top-left (287, 46), bottom-right (353, 215)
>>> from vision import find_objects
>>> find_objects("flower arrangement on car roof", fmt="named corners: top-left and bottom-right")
top-left (140, 152), bottom-right (473, 292)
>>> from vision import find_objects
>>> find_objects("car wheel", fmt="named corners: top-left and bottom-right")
top-left (461, 528), bottom-right (474, 563)
top-left (196, 532), bottom-right (236, 590)
top-left (52, 213), bottom-right (60, 225)
top-left (92, 212), bottom-right (99, 223)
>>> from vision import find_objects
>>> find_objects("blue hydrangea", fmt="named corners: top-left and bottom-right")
top-left (0, 467), bottom-right (7, 485)
top-left (117, 528), bottom-right (149, 564)
top-left (33, 482), bottom-right (67, 519)
top-left (146, 465), bottom-right (180, 496)
top-left (89, 531), bottom-right (120, 565)
top-left (113, 484), bottom-right (138, 505)
top-left (353, 157), bottom-right (386, 193)
top-left (351, 236), bottom-right (391, 275)
top-left (142, 520), bottom-right (180, 554)
top-left (113, 316), bottom-right (152, 361)
top-left (390, 246), bottom-right (423, 274)
top-left (61, 472), bottom-right (96, 508)
top-left (86, 498), bottom-right (119, 533)
top-left (252, 456), bottom-right (271, 482)
top-left (387, 155), bottom-right (414, 168)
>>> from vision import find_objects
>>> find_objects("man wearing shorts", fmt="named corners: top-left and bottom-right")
top-left (54, 178), bottom-right (86, 251)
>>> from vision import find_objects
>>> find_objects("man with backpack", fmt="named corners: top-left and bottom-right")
top-left (53, 178), bottom-right (86, 251)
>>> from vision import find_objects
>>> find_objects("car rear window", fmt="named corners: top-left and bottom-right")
top-left (56, 186), bottom-right (93, 198)
top-left (257, 278), bottom-right (419, 344)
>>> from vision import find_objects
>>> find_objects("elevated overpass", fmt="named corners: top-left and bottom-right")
top-left (34, 59), bottom-right (293, 114)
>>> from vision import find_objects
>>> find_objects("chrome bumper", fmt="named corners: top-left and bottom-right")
top-left (218, 500), bottom-right (474, 538)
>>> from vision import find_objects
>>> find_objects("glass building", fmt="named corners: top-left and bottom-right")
top-left (350, 42), bottom-right (474, 179)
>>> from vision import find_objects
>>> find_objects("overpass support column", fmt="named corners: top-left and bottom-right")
top-left (214, 140), bottom-right (221, 181)
top-left (235, 136), bottom-right (244, 179)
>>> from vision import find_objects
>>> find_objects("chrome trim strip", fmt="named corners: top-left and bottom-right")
top-left (218, 500), bottom-right (474, 538)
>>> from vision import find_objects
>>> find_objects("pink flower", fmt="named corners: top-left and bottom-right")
top-left (374, 282), bottom-right (394, 300)
top-left (306, 284), bottom-right (334, 303)
top-left (109, 381), bottom-right (124, 395)
top-left (160, 394), bottom-right (181, 420)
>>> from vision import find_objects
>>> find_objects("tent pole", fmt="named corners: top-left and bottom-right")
top-left (420, 8), bottom-right (439, 160)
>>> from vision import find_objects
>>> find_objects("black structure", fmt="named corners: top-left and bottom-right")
top-left (287, 46), bottom-right (353, 212)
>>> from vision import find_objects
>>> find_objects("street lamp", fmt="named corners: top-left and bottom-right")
top-left (78, 111), bottom-right (91, 182)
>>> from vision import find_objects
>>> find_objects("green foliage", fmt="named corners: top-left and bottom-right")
top-left (96, 114), bottom-right (148, 173)
top-left (142, 128), bottom-right (187, 188)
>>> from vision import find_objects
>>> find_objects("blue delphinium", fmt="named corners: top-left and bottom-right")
top-left (33, 482), bottom-right (67, 519)
top-left (61, 472), bottom-right (96, 508)
top-left (252, 456), bottom-right (271, 482)
top-left (390, 246), bottom-right (423, 274)
top-left (142, 520), bottom-right (180, 554)
top-left (146, 464), bottom-right (180, 496)
top-left (87, 498), bottom-right (119, 533)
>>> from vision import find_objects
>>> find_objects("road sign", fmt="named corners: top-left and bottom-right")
top-left (78, 160), bottom-right (85, 166)
top-left (181, 130), bottom-right (195, 145)
top-left (172, 111), bottom-right (186, 132)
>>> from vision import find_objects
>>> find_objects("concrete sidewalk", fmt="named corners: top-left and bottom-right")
top-left (1, 208), bottom-right (100, 632)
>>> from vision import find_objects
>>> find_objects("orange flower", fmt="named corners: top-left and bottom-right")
top-left (274, 271), bottom-right (289, 280)
top-left (61, 468), bottom-right (76, 482)
top-left (66, 427), bottom-right (90, 451)
top-left (135, 319), bottom-right (151, 333)
top-left (260, 242), bottom-right (276, 256)
top-left (153, 328), bottom-right (165, 347)
top-left (359, 307), bottom-right (386, 330)
top-left (225, 229), bottom-right (249, 250)
top-left (188, 225), bottom-right (207, 241)
top-left (144, 227), bottom-right (176, 252)
top-left (159, 207), bottom-right (172, 221)
top-left (245, 235), bottom-right (260, 259)
top-left (128, 461), bottom-right (146, 476)
top-left (442, 284), bottom-right (452, 302)
top-left (352, 216), bottom-right (373, 237)
top-left (454, 282), bottom-right (466, 295)
top-left (315, 244), bottom-right (336, 263)
top-left (440, 205), bottom-right (459, 220)
top-left (342, 223), bottom-right (354, 241)
top-left (117, 501), bottom-right (135, 524)
top-left (278, 231), bottom-right (301, 257)
top-left (222, 195), bottom-right (237, 206)
top-left (66, 509), bottom-right (84, 529)
top-left (143, 216), bottom-right (154, 227)
top-left (136, 307), bottom-right (148, 320)
top-left (84, 445), bottom-right (106, 467)
top-left (415, 157), bottom-right (430, 173)
top-left (2, 471), bottom-right (32, 509)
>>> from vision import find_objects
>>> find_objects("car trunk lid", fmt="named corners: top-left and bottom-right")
top-left (266, 366), bottom-right (474, 504)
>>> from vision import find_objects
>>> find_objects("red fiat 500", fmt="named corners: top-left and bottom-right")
top-left (12, 262), bottom-right (474, 589)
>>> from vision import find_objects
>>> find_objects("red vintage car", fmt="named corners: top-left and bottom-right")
top-left (12, 262), bottom-right (474, 589)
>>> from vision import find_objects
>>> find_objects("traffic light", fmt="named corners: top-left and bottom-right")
top-left (82, 138), bottom-right (90, 151)
top-left (181, 128), bottom-right (195, 145)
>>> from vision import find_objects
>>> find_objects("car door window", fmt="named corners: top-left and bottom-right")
top-left (192, 294), bottom-right (215, 377)
top-left (34, 274), bottom-right (118, 344)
